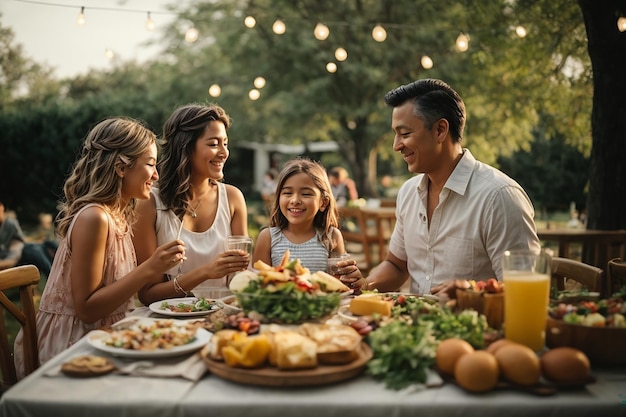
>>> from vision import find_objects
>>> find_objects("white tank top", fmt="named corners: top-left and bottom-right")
top-left (153, 183), bottom-right (232, 298)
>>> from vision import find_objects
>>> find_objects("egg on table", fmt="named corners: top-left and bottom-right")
top-left (540, 347), bottom-right (591, 385)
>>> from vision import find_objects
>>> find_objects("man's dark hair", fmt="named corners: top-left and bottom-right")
top-left (384, 78), bottom-right (466, 143)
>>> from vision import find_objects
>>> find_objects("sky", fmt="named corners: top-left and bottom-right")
top-left (0, 0), bottom-right (178, 79)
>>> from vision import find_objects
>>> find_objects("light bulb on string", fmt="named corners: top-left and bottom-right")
top-left (618, 16), bottom-right (626, 32)
top-left (515, 25), bottom-right (527, 38)
top-left (254, 76), bottom-right (266, 89)
top-left (273, 19), bottom-right (286, 35)
top-left (76, 6), bottom-right (86, 26)
top-left (244, 16), bottom-right (256, 28)
top-left (208, 84), bottom-right (221, 97)
top-left (456, 33), bottom-right (470, 52)
top-left (421, 55), bottom-right (433, 69)
top-left (249, 89), bottom-right (261, 100)
top-left (104, 48), bottom-right (114, 60)
top-left (145, 12), bottom-right (155, 31)
top-left (185, 27), bottom-right (199, 43)
top-left (372, 24), bottom-right (387, 42)
top-left (335, 47), bottom-right (348, 61)
top-left (326, 62), bottom-right (337, 73)
top-left (314, 23), bottom-right (330, 40)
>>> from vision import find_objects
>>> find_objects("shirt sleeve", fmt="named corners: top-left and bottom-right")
top-left (482, 185), bottom-right (541, 280)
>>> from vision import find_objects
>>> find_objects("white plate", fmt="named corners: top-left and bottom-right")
top-left (87, 327), bottom-right (212, 359)
top-left (337, 305), bottom-right (359, 323)
top-left (149, 297), bottom-right (220, 317)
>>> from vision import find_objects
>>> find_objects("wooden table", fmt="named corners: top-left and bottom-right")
top-left (537, 229), bottom-right (626, 269)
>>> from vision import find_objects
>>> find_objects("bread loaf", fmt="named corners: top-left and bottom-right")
top-left (349, 294), bottom-right (392, 316)
top-left (299, 323), bottom-right (362, 364)
top-left (271, 331), bottom-right (318, 370)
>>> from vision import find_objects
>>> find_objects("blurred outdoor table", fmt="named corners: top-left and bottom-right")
top-left (537, 228), bottom-right (626, 269)
top-left (359, 206), bottom-right (396, 262)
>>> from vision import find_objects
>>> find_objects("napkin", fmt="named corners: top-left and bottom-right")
top-left (46, 352), bottom-right (207, 382)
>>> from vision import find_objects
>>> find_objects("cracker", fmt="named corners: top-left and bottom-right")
top-left (61, 355), bottom-right (116, 377)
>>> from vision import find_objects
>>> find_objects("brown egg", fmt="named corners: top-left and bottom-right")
top-left (540, 347), bottom-right (591, 384)
top-left (494, 343), bottom-right (541, 386)
top-left (485, 339), bottom-right (515, 355)
top-left (436, 338), bottom-right (475, 375)
top-left (454, 351), bottom-right (499, 393)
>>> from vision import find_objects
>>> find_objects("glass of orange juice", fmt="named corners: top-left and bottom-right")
top-left (502, 249), bottom-right (551, 352)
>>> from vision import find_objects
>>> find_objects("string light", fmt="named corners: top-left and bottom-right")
top-left (420, 55), bottom-right (433, 69)
top-left (372, 24), bottom-right (387, 42)
top-left (618, 16), bottom-right (626, 32)
top-left (185, 27), bottom-right (199, 43)
top-left (515, 25), bottom-right (527, 38)
top-left (456, 33), bottom-right (470, 51)
top-left (249, 89), bottom-right (261, 100)
top-left (326, 62), bottom-right (337, 73)
top-left (208, 84), bottom-right (221, 97)
top-left (314, 22), bottom-right (330, 40)
top-left (104, 48), bottom-right (114, 60)
top-left (244, 16), bottom-right (256, 28)
top-left (145, 12), bottom-right (155, 31)
top-left (272, 19), bottom-right (286, 35)
top-left (334, 47), bottom-right (348, 61)
top-left (254, 76), bottom-right (266, 89)
top-left (76, 6), bottom-right (85, 26)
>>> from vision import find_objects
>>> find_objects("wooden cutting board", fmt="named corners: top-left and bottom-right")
top-left (202, 342), bottom-right (372, 387)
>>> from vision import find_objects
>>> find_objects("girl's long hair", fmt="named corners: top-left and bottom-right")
top-left (157, 103), bottom-right (231, 219)
top-left (57, 117), bottom-right (157, 237)
top-left (270, 158), bottom-right (340, 251)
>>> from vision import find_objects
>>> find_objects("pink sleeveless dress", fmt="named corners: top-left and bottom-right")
top-left (13, 203), bottom-right (135, 378)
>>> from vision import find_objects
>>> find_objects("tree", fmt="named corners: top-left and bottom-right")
top-left (577, 0), bottom-right (626, 229)
top-left (158, 0), bottom-right (593, 199)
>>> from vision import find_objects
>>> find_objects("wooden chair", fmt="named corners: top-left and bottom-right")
top-left (550, 256), bottom-right (605, 297)
top-left (337, 206), bottom-right (374, 274)
top-left (607, 257), bottom-right (626, 296)
top-left (0, 265), bottom-right (40, 388)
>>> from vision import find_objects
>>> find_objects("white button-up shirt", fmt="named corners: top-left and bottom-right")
top-left (388, 149), bottom-right (540, 294)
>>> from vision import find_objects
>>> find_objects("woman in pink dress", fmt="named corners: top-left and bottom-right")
top-left (14, 117), bottom-right (185, 379)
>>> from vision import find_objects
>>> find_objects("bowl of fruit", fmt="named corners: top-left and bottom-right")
top-left (454, 278), bottom-right (504, 330)
top-left (546, 289), bottom-right (626, 366)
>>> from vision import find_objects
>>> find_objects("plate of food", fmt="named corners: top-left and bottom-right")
top-left (87, 318), bottom-right (212, 359)
top-left (149, 297), bottom-right (220, 317)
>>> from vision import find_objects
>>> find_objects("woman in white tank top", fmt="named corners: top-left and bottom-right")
top-left (133, 104), bottom-right (250, 304)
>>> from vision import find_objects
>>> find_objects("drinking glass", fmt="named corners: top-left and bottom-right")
top-left (502, 249), bottom-right (551, 352)
top-left (327, 253), bottom-right (352, 278)
top-left (227, 235), bottom-right (253, 255)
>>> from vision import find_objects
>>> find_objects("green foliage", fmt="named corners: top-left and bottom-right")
top-left (0, 0), bottom-right (602, 222)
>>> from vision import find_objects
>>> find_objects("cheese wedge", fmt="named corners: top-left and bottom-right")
top-left (349, 294), bottom-right (392, 316)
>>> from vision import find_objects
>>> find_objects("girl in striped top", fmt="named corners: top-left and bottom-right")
top-left (253, 158), bottom-right (362, 284)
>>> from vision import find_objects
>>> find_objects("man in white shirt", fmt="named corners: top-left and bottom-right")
top-left (360, 79), bottom-right (540, 298)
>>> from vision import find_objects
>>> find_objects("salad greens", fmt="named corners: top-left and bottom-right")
top-left (366, 295), bottom-right (489, 390)
top-left (160, 297), bottom-right (214, 313)
top-left (235, 279), bottom-right (340, 324)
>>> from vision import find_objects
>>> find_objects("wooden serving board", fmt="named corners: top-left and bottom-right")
top-left (202, 342), bottom-right (372, 387)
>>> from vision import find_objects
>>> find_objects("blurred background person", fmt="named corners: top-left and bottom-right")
top-left (328, 166), bottom-right (358, 207)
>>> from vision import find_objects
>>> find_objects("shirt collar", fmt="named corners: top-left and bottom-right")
top-left (417, 148), bottom-right (476, 196)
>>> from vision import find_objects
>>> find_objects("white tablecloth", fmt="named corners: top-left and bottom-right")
top-left (2, 311), bottom-right (626, 417)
